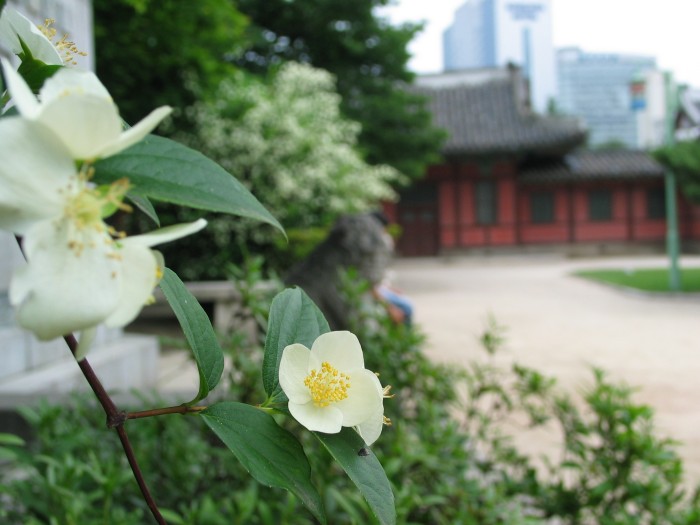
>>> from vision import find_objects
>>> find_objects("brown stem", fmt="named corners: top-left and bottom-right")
top-left (116, 425), bottom-right (167, 524)
top-left (64, 334), bottom-right (125, 427)
top-left (127, 405), bottom-right (206, 420)
top-left (62, 335), bottom-right (167, 524)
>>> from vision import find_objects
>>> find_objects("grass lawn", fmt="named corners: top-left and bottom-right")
top-left (574, 267), bottom-right (700, 293)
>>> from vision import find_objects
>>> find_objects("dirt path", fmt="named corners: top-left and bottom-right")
top-left (391, 254), bottom-right (700, 486)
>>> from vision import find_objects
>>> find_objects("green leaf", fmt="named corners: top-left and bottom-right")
top-left (127, 191), bottom-right (160, 226)
top-left (93, 134), bottom-right (284, 234)
top-left (0, 433), bottom-right (24, 446)
top-left (16, 39), bottom-right (62, 93)
top-left (316, 428), bottom-right (395, 525)
top-left (263, 288), bottom-right (330, 403)
top-left (159, 268), bottom-right (223, 403)
top-left (201, 402), bottom-right (326, 524)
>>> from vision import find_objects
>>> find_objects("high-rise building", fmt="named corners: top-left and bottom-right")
top-left (556, 47), bottom-right (669, 149)
top-left (443, 0), bottom-right (556, 113)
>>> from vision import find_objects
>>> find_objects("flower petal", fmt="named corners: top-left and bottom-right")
top-left (40, 67), bottom-right (112, 102)
top-left (96, 105), bottom-right (172, 159)
top-left (124, 219), bottom-right (207, 248)
top-left (1, 58), bottom-right (40, 117)
top-left (310, 331), bottom-right (365, 373)
top-left (38, 92), bottom-right (122, 161)
top-left (0, 7), bottom-right (62, 65)
top-left (9, 220), bottom-right (121, 340)
top-left (279, 343), bottom-right (313, 404)
top-left (335, 369), bottom-right (383, 427)
top-left (103, 241), bottom-right (158, 328)
top-left (0, 117), bottom-right (74, 234)
top-left (103, 220), bottom-right (206, 328)
top-left (355, 374), bottom-right (385, 445)
top-left (356, 406), bottom-right (384, 446)
top-left (289, 401), bottom-right (343, 434)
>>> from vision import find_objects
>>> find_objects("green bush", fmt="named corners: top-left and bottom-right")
top-left (2, 267), bottom-right (699, 524)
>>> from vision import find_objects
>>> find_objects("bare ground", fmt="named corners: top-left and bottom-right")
top-left (391, 253), bottom-right (700, 486)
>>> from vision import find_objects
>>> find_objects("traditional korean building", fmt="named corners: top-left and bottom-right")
top-left (386, 67), bottom-right (700, 256)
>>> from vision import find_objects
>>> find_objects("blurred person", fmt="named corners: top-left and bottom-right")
top-left (371, 211), bottom-right (414, 326)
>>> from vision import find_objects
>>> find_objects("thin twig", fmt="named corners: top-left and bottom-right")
top-left (127, 405), bottom-right (206, 420)
top-left (116, 425), bottom-right (167, 524)
top-left (64, 334), bottom-right (123, 426)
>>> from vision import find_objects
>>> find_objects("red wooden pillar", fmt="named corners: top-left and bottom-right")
top-left (567, 184), bottom-right (576, 242)
top-left (626, 184), bottom-right (635, 241)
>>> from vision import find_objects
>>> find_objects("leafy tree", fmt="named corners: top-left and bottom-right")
top-left (92, 0), bottom-right (248, 128)
top-left (654, 141), bottom-right (700, 203)
top-left (236, 0), bottom-right (445, 180)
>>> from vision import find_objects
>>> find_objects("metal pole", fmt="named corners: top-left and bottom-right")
top-left (665, 170), bottom-right (681, 291)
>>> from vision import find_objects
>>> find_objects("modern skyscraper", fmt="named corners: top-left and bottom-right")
top-left (556, 47), bottom-right (666, 148)
top-left (443, 0), bottom-right (556, 113)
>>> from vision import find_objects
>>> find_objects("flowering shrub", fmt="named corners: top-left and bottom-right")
top-left (182, 62), bottom-right (401, 236)
top-left (0, 6), bottom-right (394, 525)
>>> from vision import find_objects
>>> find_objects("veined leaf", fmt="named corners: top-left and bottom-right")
top-left (316, 428), bottom-right (395, 525)
top-left (201, 402), bottom-right (326, 524)
top-left (159, 268), bottom-right (223, 403)
top-left (93, 134), bottom-right (284, 234)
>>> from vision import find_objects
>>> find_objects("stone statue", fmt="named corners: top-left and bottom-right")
top-left (284, 213), bottom-right (392, 330)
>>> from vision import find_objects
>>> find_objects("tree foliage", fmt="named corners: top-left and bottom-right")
top-left (654, 141), bottom-right (700, 204)
top-left (236, 0), bottom-right (445, 179)
top-left (92, 0), bottom-right (248, 127)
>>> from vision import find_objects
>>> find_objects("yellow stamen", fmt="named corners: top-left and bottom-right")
top-left (304, 362), bottom-right (351, 407)
top-left (63, 167), bottom-right (132, 247)
top-left (38, 18), bottom-right (87, 65)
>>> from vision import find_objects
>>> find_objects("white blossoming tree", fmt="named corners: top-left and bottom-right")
top-left (0, 6), bottom-right (394, 525)
top-left (182, 62), bottom-right (401, 238)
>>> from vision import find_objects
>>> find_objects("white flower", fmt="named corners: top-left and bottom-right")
top-left (279, 331), bottom-right (388, 444)
top-left (0, 7), bottom-right (62, 65)
top-left (1, 58), bottom-right (171, 161)
top-left (0, 103), bottom-right (204, 349)
top-left (0, 7), bottom-right (85, 65)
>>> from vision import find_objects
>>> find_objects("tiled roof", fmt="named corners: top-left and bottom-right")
top-left (415, 69), bottom-right (586, 157)
top-left (520, 150), bottom-right (665, 184)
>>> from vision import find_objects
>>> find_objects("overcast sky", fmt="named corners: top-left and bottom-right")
top-left (379, 0), bottom-right (700, 87)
